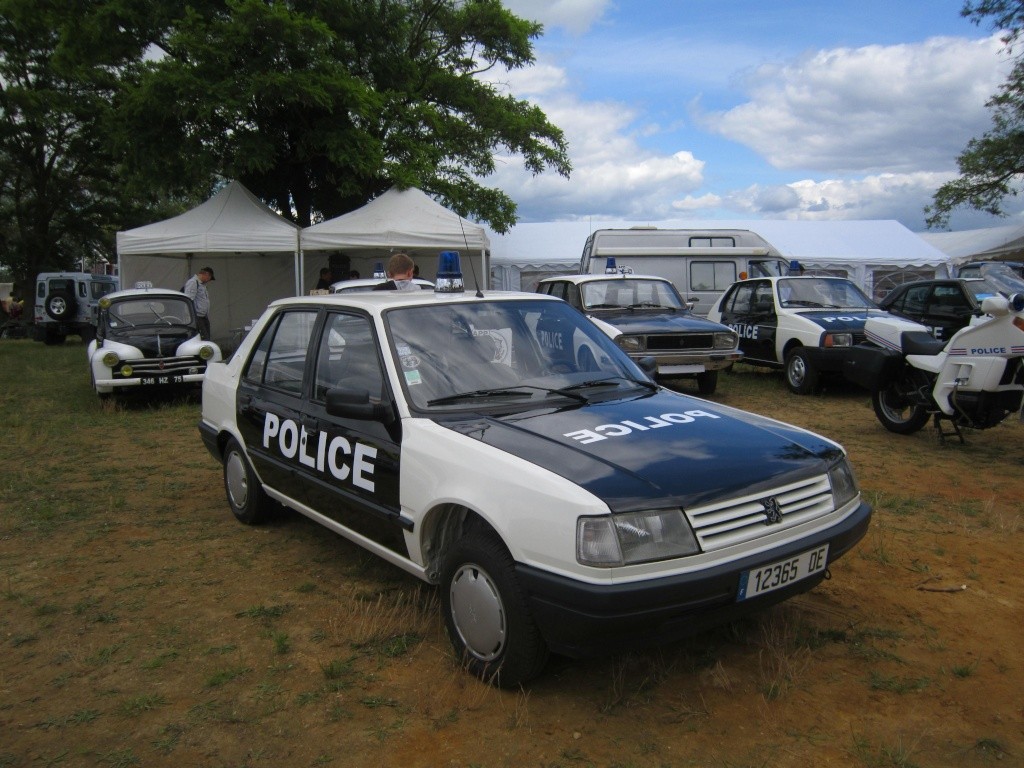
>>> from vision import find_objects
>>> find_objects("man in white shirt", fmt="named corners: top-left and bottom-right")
top-left (183, 266), bottom-right (215, 339)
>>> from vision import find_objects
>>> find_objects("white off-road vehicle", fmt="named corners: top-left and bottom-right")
top-left (33, 272), bottom-right (119, 345)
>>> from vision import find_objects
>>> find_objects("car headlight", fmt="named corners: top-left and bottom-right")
top-left (714, 331), bottom-right (738, 350)
top-left (616, 335), bottom-right (645, 353)
top-left (824, 332), bottom-right (853, 348)
top-left (102, 351), bottom-right (119, 368)
top-left (828, 458), bottom-right (859, 510)
top-left (120, 364), bottom-right (134, 377)
top-left (198, 344), bottom-right (215, 360)
top-left (577, 510), bottom-right (700, 566)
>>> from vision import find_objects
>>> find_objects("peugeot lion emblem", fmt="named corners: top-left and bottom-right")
top-left (760, 497), bottom-right (783, 525)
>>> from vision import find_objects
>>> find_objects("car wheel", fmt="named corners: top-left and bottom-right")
top-left (43, 328), bottom-right (66, 345)
top-left (784, 347), bottom-right (819, 395)
top-left (872, 384), bottom-right (930, 434)
top-left (223, 437), bottom-right (274, 524)
top-left (45, 290), bottom-right (76, 321)
top-left (696, 370), bottom-right (718, 396)
top-left (441, 530), bottom-right (548, 688)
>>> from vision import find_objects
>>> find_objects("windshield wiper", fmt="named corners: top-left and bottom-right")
top-left (558, 376), bottom-right (657, 393)
top-left (427, 388), bottom-right (536, 406)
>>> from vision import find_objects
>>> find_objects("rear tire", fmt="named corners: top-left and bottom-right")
top-left (872, 383), bottom-right (930, 434)
top-left (223, 437), bottom-right (274, 524)
top-left (441, 530), bottom-right (548, 688)
top-left (784, 347), bottom-right (818, 395)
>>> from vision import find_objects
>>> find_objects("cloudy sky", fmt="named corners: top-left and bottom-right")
top-left (486, 0), bottom-right (1019, 232)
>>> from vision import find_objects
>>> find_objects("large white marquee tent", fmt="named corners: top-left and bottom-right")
top-left (489, 218), bottom-right (953, 299)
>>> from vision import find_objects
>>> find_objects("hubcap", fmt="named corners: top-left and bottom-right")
top-left (50, 297), bottom-right (66, 313)
top-left (449, 564), bottom-right (506, 661)
top-left (788, 356), bottom-right (806, 385)
top-left (225, 450), bottom-right (249, 509)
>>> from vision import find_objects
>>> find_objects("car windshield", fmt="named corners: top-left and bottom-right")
top-left (385, 299), bottom-right (652, 410)
top-left (777, 278), bottom-right (875, 309)
top-left (105, 297), bottom-right (196, 330)
top-left (580, 279), bottom-right (685, 310)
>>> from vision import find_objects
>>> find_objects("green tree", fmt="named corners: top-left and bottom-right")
top-left (117, 0), bottom-right (570, 231)
top-left (0, 0), bottom-right (165, 297)
top-left (928, 1), bottom-right (1024, 227)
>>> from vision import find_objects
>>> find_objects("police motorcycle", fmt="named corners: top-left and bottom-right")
top-left (844, 265), bottom-right (1024, 441)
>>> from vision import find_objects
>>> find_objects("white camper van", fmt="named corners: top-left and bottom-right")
top-left (578, 228), bottom-right (788, 316)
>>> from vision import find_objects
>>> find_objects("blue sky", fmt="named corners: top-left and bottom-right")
top-left (487, 0), bottom-right (1017, 231)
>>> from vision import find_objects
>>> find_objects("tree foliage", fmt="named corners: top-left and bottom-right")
top-left (927, 0), bottom-right (1024, 227)
top-left (117, 0), bottom-right (570, 230)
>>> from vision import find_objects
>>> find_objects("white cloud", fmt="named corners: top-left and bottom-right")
top-left (704, 34), bottom-right (1010, 173)
top-left (490, 93), bottom-right (706, 221)
top-left (500, 0), bottom-right (613, 35)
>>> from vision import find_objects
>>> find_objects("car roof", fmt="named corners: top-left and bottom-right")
top-left (103, 288), bottom-right (188, 301)
top-left (268, 289), bottom-right (555, 314)
top-left (538, 273), bottom-right (675, 285)
top-left (329, 277), bottom-right (435, 292)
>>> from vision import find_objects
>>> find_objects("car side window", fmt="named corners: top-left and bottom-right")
top-left (929, 285), bottom-right (968, 313)
top-left (314, 313), bottom-right (384, 402)
top-left (243, 310), bottom-right (318, 394)
top-left (901, 285), bottom-right (930, 315)
top-left (727, 283), bottom-right (757, 314)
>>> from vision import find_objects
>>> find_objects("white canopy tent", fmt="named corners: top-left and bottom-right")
top-left (301, 187), bottom-right (491, 288)
top-left (918, 223), bottom-right (1024, 264)
top-left (489, 219), bottom-right (953, 298)
top-left (116, 181), bottom-right (301, 346)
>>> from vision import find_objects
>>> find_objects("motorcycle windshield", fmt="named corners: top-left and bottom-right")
top-left (980, 263), bottom-right (1024, 297)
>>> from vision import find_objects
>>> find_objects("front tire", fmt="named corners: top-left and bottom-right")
top-left (784, 347), bottom-right (819, 394)
top-left (441, 530), bottom-right (548, 688)
top-left (872, 383), bottom-right (930, 434)
top-left (223, 438), bottom-right (274, 524)
top-left (695, 370), bottom-right (718, 396)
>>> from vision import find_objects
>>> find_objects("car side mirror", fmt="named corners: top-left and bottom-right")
top-left (325, 388), bottom-right (394, 424)
top-left (636, 356), bottom-right (657, 376)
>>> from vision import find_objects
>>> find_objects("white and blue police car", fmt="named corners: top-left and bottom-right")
top-left (708, 275), bottom-right (891, 394)
top-left (198, 253), bottom-right (871, 687)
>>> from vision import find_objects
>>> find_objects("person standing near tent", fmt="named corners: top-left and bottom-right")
top-left (315, 267), bottom-right (334, 290)
top-left (183, 266), bottom-right (215, 340)
top-left (373, 253), bottom-right (418, 291)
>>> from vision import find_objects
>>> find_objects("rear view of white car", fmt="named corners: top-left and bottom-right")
top-left (87, 286), bottom-right (221, 398)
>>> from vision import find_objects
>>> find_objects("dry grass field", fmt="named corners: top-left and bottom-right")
top-left (1, 339), bottom-right (1022, 768)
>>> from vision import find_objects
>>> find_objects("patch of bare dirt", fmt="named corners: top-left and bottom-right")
top-left (1, 362), bottom-right (1022, 767)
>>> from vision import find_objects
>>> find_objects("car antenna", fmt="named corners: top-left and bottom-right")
top-left (458, 217), bottom-right (484, 298)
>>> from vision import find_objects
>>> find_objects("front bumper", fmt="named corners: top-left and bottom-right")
top-left (94, 372), bottom-right (206, 389)
top-left (803, 346), bottom-right (858, 374)
top-left (515, 499), bottom-right (871, 658)
top-left (642, 350), bottom-right (744, 376)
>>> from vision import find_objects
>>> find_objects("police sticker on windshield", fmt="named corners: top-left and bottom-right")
top-left (405, 369), bottom-right (423, 386)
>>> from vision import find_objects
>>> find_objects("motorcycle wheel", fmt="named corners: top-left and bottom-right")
top-left (872, 383), bottom-right (931, 434)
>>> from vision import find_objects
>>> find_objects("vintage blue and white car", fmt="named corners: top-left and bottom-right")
top-left (198, 273), bottom-right (870, 686)
top-left (87, 286), bottom-right (221, 398)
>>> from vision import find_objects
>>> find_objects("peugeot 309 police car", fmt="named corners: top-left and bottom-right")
top-left (198, 252), bottom-right (871, 687)
top-left (536, 270), bottom-right (741, 396)
top-left (708, 276), bottom-right (889, 394)
top-left (88, 284), bottom-right (221, 398)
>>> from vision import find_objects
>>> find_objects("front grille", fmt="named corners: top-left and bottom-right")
top-left (113, 356), bottom-right (206, 378)
top-left (646, 334), bottom-right (715, 351)
top-left (685, 475), bottom-right (834, 552)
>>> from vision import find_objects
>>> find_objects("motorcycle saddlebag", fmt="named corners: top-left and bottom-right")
top-left (843, 344), bottom-right (904, 391)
